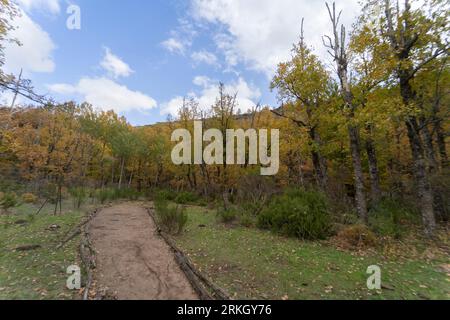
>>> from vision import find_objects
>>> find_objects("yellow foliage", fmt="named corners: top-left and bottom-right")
top-left (22, 193), bottom-right (38, 204)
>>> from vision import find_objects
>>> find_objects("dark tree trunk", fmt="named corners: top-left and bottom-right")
top-left (420, 119), bottom-right (447, 221)
top-left (349, 125), bottom-right (369, 223)
top-left (365, 126), bottom-right (381, 204)
top-left (435, 123), bottom-right (448, 169)
top-left (309, 127), bottom-right (328, 191)
top-left (420, 118), bottom-right (438, 172)
top-left (383, 0), bottom-right (437, 236)
top-left (187, 166), bottom-right (194, 189)
top-left (404, 118), bottom-right (436, 236)
top-left (399, 72), bottom-right (436, 237)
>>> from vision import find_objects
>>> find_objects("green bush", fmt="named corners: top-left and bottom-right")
top-left (239, 213), bottom-right (255, 228)
top-left (69, 187), bottom-right (88, 209)
top-left (369, 198), bottom-right (418, 238)
top-left (217, 207), bottom-right (238, 223)
top-left (114, 188), bottom-right (141, 200)
top-left (153, 189), bottom-right (176, 201)
top-left (175, 191), bottom-right (199, 205)
top-left (154, 199), bottom-right (188, 235)
top-left (1, 192), bottom-right (18, 213)
top-left (258, 189), bottom-right (331, 240)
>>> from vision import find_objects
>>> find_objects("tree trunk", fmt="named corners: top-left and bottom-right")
top-left (100, 142), bottom-right (107, 188)
top-left (118, 157), bottom-right (125, 190)
top-left (349, 125), bottom-right (369, 223)
top-left (420, 118), bottom-right (438, 172)
top-left (324, 2), bottom-right (368, 223)
top-left (400, 73), bottom-right (436, 236)
top-left (365, 127), bottom-right (381, 204)
top-left (128, 171), bottom-right (133, 188)
top-left (309, 127), bottom-right (328, 191)
top-left (435, 123), bottom-right (448, 169)
top-left (420, 119), bottom-right (446, 221)
top-left (137, 160), bottom-right (142, 192)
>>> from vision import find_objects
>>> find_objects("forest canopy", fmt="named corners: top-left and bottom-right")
top-left (0, 0), bottom-right (448, 238)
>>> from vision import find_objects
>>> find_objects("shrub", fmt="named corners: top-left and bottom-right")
top-left (154, 199), bottom-right (188, 235)
top-left (115, 188), bottom-right (141, 200)
top-left (217, 207), bottom-right (238, 224)
top-left (369, 198), bottom-right (419, 238)
top-left (239, 213), bottom-right (255, 228)
top-left (69, 187), bottom-right (88, 209)
top-left (336, 225), bottom-right (377, 248)
top-left (95, 188), bottom-right (113, 204)
top-left (258, 189), bottom-right (331, 240)
top-left (153, 189), bottom-right (176, 201)
top-left (175, 191), bottom-right (199, 205)
top-left (22, 193), bottom-right (38, 204)
top-left (1, 192), bottom-right (18, 213)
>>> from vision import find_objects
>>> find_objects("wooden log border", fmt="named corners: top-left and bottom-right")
top-left (55, 205), bottom-right (109, 300)
top-left (146, 207), bottom-right (231, 301)
top-left (79, 208), bottom-right (98, 300)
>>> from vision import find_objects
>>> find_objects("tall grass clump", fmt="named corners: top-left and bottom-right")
top-left (0, 192), bottom-right (18, 214)
top-left (69, 187), bottom-right (88, 209)
top-left (154, 198), bottom-right (188, 235)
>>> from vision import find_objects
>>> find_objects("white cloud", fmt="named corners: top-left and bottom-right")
top-left (48, 77), bottom-right (157, 113)
top-left (160, 96), bottom-right (187, 117)
top-left (191, 50), bottom-right (218, 66)
top-left (161, 18), bottom-right (197, 55)
top-left (15, 0), bottom-right (61, 14)
top-left (161, 38), bottom-right (186, 55)
top-left (3, 9), bottom-right (56, 74)
top-left (192, 75), bottom-right (210, 87)
top-left (100, 47), bottom-right (134, 79)
top-left (161, 76), bottom-right (261, 116)
top-left (191, 0), bottom-right (360, 76)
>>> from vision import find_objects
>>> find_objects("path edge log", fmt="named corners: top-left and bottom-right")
top-left (146, 206), bottom-right (231, 301)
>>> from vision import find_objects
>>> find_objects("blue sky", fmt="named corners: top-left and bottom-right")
top-left (3, 0), bottom-right (360, 125)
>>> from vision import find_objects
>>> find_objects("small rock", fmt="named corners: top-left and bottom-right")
top-left (48, 224), bottom-right (61, 231)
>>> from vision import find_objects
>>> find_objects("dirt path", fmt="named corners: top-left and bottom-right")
top-left (89, 203), bottom-right (198, 300)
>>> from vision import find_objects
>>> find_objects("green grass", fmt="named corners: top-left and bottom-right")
top-left (175, 206), bottom-right (450, 300)
top-left (0, 201), bottom-right (88, 300)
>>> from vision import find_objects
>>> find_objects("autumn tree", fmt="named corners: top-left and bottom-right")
top-left (271, 19), bottom-right (331, 191)
top-left (358, 0), bottom-right (449, 236)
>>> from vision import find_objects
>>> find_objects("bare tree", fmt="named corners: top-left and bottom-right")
top-left (323, 2), bottom-right (368, 223)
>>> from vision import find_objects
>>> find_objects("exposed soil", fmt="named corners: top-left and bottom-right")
top-left (89, 203), bottom-right (198, 300)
